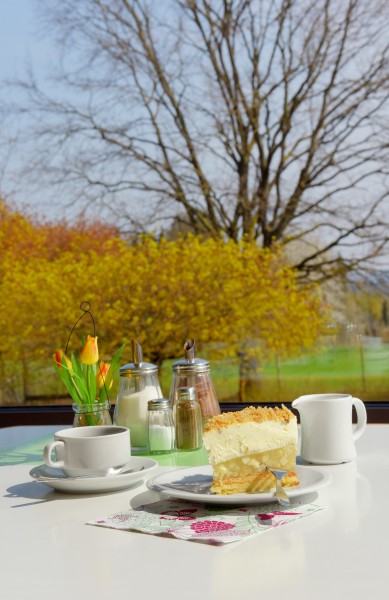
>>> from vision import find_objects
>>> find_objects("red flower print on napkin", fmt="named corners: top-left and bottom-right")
top-left (257, 510), bottom-right (301, 524)
top-left (190, 520), bottom-right (235, 533)
top-left (257, 511), bottom-right (300, 520)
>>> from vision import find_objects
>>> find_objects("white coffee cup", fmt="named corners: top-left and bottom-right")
top-left (292, 393), bottom-right (367, 464)
top-left (43, 426), bottom-right (131, 477)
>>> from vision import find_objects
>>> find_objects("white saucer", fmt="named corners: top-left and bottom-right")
top-left (147, 465), bottom-right (331, 505)
top-left (30, 457), bottom-right (158, 494)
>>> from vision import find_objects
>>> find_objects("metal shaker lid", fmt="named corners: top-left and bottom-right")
top-left (172, 339), bottom-right (210, 373)
top-left (147, 398), bottom-right (171, 411)
top-left (120, 340), bottom-right (158, 376)
top-left (176, 387), bottom-right (198, 402)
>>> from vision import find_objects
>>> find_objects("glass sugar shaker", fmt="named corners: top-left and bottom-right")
top-left (114, 340), bottom-right (162, 454)
top-left (147, 398), bottom-right (175, 454)
top-left (174, 386), bottom-right (203, 451)
top-left (170, 339), bottom-right (220, 424)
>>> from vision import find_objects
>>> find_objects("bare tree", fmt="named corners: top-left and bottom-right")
top-left (5, 0), bottom-right (389, 280)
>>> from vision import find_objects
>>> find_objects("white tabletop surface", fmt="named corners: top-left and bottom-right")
top-left (0, 424), bottom-right (388, 600)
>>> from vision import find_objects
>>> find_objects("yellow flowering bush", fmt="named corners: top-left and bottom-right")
top-left (0, 201), bottom-right (327, 403)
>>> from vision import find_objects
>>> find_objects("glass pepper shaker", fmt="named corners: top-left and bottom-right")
top-left (174, 386), bottom-right (203, 451)
top-left (147, 398), bottom-right (174, 454)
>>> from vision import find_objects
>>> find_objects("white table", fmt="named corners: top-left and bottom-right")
top-left (0, 425), bottom-right (388, 600)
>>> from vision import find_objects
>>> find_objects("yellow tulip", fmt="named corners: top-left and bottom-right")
top-left (80, 335), bottom-right (99, 365)
top-left (96, 361), bottom-right (112, 389)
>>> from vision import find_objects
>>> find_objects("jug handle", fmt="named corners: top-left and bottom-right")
top-left (352, 398), bottom-right (367, 441)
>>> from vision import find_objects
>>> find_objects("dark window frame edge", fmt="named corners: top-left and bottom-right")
top-left (0, 402), bottom-right (388, 427)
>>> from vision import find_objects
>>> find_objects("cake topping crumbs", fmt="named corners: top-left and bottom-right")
top-left (204, 404), bottom-right (295, 432)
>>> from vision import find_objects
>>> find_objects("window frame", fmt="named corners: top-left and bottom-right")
top-left (1, 402), bottom-right (388, 427)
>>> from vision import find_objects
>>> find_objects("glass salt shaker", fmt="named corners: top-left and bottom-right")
top-left (147, 398), bottom-right (175, 454)
top-left (174, 386), bottom-right (203, 451)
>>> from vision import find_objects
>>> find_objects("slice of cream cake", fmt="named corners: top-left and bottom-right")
top-left (203, 405), bottom-right (299, 495)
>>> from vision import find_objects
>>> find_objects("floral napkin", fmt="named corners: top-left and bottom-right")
top-left (87, 499), bottom-right (324, 545)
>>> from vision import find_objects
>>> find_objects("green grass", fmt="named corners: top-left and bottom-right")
top-left (160, 344), bottom-right (389, 403)
top-left (1, 343), bottom-right (389, 405)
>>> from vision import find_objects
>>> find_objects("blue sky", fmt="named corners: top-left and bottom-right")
top-left (0, 1), bottom-right (46, 81)
top-left (0, 1), bottom-right (66, 218)
top-left (0, 1), bottom-right (387, 263)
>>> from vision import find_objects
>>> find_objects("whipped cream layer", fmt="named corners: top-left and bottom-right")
top-left (204, 419), bottom-right (297, 466)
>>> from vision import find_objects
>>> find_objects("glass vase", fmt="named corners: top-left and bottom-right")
top-left (72, 401), bottom-right (112, 427)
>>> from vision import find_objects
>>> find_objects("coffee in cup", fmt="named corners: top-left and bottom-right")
top-left (43, 425), bottom-right (131, 477)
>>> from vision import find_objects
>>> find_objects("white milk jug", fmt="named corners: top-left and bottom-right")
top-left (291, 393), bottom-right (367, 464)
